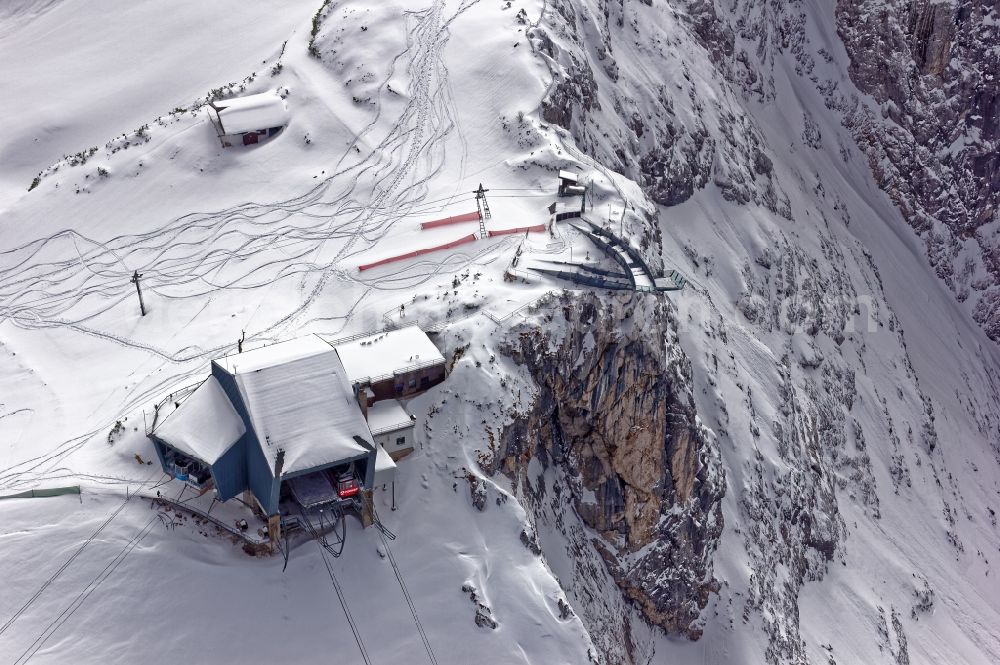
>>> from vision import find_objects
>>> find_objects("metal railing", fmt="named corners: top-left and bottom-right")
top-left (145, 380), bottom-right (204, 436)
top-left (353, 357), bottom-right (447, 386)
top-left (143, 492), bottom-right (270, 551)
top-left (319, 327), bottom-right (396, 348)
top-left (482, 290), bottom-right (556, 325)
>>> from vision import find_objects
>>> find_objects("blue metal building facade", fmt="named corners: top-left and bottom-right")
top-left (211, 361), bottom-right (280, 514)
top-left (148, 429), bottom-right (248, 502)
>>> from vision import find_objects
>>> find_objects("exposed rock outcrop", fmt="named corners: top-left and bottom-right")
top-left (834, 0), bottom-right (1000, 339)
top-left (498, 291), bottom-right (725, 642)
top-left (530, 0), bottom-right (790, 217)
top-left (704, 0), bottom-right (1000, 338)
top-left (516, 1), bottom-right (1000, 660)
top-left (534, 0), bottom-right (1000, 342)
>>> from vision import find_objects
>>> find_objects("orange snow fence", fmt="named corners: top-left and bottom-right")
top-left (357, 233), bottom-right (478, 271)
top-left (486, 224), bottom-right (547, 237)
top-left (420, 211), bottom-right (481, 230)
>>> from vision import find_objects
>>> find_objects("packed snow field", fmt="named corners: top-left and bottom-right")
top-left (1, 0), bottom-right (999, 664)
top-left (0, 0), bottom-right (598, 662)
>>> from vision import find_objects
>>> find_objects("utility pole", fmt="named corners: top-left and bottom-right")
top-left (474, 183), bottom-right (491, 238)
top-left (130, 270), bottom-right (146, 316)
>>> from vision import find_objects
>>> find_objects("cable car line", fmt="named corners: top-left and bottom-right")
top-left (316, 542), bottom-right (373, 665)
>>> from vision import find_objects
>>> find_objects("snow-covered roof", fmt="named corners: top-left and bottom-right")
top-left (154, 377), bottom-right (245, 465)
top-left (367, 399), bottom-right (413, 435)
top-left (214, 335), bottom-right (332, 374)
top-left (558, 170), bottom-right (578, 183)
top-left (374, 444), bottom-right (397, 486)
top-left (334, 326), bottom-right (445, 385)
top-left (236, 352), bottom-right (371, 475)
top-left (214, 335), bottom-right (373, 476)
top-left (211, 92), bottom-right (288, 135)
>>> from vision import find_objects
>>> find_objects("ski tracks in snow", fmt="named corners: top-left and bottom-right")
top-left (0, 0), bottom-right (485, 490)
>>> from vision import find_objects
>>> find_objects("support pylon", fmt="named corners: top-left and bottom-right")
top-left (130, 270), bottom-right (146, 316)
top-left (474, 183), bottom-right (491, 238)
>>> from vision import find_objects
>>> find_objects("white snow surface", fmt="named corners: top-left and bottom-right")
top-left (210, 92), bottom-right (289, 135)
top-left (152, 376), bottom-right (245, 465)
top-left (0, 0), bottom-right (596, 660)
top-left (334, 325), bottom-right (446, 384)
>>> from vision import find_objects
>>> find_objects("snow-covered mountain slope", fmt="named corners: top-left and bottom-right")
top-left (1, 0), bottom-right (998, 664)
top-left (532, 0), bottom-right (1000, 342)
top-left (528, 0), bottom-right (1000, 662)
top-left (0, 0), bottom-right (322, 205)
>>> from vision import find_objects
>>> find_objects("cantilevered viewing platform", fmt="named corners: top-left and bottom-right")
top-left (529, 216), bottom-right (686, 293)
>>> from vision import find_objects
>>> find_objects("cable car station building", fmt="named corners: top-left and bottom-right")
top-left (148, 335), bottom-right (397, 548)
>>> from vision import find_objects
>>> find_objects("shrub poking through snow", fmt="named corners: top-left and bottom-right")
top-left (107, 419), bottom-right (125, 445)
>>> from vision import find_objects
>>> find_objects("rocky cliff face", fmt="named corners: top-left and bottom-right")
top-left (835, 0), bottom-right (1000, 339)
top-left (533, 0), bottom-right (792, 218)
top-left (512, 1), bottom-right (1000, 661)
top-left (533, 0), bottom-right (1000, 340)
top-left (497, 291), bottom-right (725, 651)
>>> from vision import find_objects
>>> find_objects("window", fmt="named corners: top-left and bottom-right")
top-left (420, 376), bottom-right (430, 388)
top-left (408, 378), bottom-right (416, 388)
top-left (396, 436), bottom-right (406, 447)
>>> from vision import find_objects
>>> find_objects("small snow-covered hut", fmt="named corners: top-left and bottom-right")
top-left (208, 92), bottom-right (289, 147)
top-left (558, 169), bottom-right (585, 197)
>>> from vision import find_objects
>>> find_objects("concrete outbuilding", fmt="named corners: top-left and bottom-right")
top-left (366, 399), bottom-right (416, 460)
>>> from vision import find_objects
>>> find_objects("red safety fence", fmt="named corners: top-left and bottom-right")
top-left (357, 233), bottom-right (478, 271)
top-left (420, 210), bottom-right (481, 230)
top-left (486, 224), bottom-right (547, 237)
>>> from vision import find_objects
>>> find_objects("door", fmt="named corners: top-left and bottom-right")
top-left (243, 132), bottom-right (259, 145)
